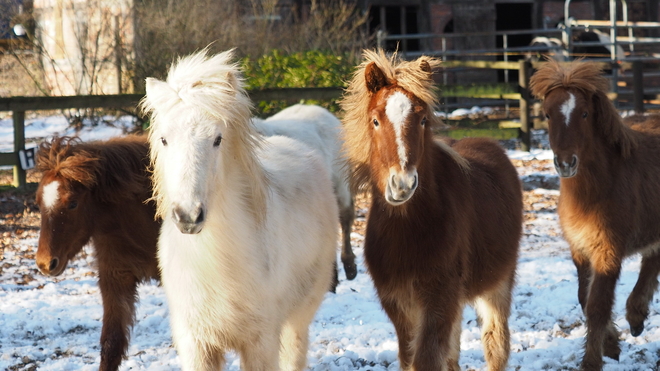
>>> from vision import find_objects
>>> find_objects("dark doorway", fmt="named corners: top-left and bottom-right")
top-left (369, 5), bottom-right (421, 53)
top-left (496, 3), bottom-right (533, 82)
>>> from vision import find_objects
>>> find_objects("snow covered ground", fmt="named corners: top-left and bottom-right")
top-left (1, 116), bottom-right (660, 370)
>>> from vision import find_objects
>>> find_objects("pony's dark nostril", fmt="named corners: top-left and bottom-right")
top-left (195, 208), bottom-right (205, 224)
top-left (49, 258), bottom-right (59, 272)
top-left (553, 156), bottom-right (560, 168)
top-left (571, 155), bottom-right (578, 167)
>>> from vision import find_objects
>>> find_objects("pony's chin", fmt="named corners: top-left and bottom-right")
top-left (555, 166), bottom-right (578, 178)
top-left (175, 222), bottom-right (204, 234)
top-left (384, 188), bottom-right (415, 206)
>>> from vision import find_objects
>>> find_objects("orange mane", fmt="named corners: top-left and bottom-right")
top-left (340, 49), bottom-right (467, 191)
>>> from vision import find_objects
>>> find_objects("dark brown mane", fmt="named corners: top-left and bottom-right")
top-left (37, 136), bottom-right (152, 203)
top-left (529, 60), bottom-right (637, 157)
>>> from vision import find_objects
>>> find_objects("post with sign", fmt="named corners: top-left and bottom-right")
top-left (13, 111), bottom-right (26, 189)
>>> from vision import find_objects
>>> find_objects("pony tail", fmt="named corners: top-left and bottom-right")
top-left (592, 92), bottom-right (638, 158)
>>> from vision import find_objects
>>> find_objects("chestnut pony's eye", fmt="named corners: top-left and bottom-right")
top-left (68, 200), bottom-right (78, 210)
top-left (373, 119), bottom-right (379, 127)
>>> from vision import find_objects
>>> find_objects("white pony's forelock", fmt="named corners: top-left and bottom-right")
top-left (142, 48), bottom-right (262, 219)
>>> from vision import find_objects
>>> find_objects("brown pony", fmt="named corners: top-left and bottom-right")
top-left (341, 50), bottom-right (522, 371)
top-left (530, 60), bottom-right (660, 370)
top-left (35, 135), bottom-right (160, 371)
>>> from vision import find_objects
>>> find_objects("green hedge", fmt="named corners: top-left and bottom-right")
top-left (241, 50), bottom-right (357, 117)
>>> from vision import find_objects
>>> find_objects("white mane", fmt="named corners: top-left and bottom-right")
top-left (142, 50), bottom-right (338, 370)
top-left (141, 49), bottom-right (265, 220)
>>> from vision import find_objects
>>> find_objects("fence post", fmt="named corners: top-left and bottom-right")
top-left (13, 110), bottom-right (26, 189)
top-left (518, 60), bottom-right (531, 151)
top-left (633, 60), bottom-right (644, 114)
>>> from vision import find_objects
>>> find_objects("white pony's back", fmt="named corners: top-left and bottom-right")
top-left (253, 104), bottom-right (358, 287)
top-left (142, 49), bottom-right (338, 371)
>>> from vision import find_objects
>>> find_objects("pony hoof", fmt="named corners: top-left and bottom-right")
top-left (603, 344), bottom-right (621, 361)
top-left (344, 262), bottom-right (358, 280)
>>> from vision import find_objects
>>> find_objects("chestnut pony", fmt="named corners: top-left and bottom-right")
top-left (341, 50), bottom-right (522, 371)
top-left (35, 135), bottom-right (160, 371)
top-left (530, 60), bottom-right (660, 370)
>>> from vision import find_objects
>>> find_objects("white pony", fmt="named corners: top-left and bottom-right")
top-left (141, 49), bottom-right (338, 370)
top-left (527, 36), bottom-right (569, 62)
top-left (253, 104), bottom-right (357, 290)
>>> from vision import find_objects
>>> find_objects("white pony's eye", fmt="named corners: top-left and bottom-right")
top-left (161, 137), bottom-right (168, 146)
top-left (213, 135), bottom-right (222, 147)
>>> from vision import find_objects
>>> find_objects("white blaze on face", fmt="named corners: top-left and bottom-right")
top-left (42, 180), bottom-right (60, 210)
top-left (385, 91), bottom-right (412, 169)
top-left (560, 93), bottom-right (576, 126)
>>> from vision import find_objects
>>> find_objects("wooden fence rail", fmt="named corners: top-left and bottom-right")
top-left (0, 88), bottom-right (346, 189)
top-left (8, 61), bottom-right (605, 188)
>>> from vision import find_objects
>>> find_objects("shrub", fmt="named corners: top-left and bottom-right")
top-left (241, 49), bottom-right (358, 116)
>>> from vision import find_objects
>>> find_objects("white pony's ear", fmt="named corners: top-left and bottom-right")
top-left (144, 77), bottom-right (180, 110)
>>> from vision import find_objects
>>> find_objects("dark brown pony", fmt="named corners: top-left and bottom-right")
top-left (35, 135), bottom-right (160, 371)
top-left (341, 50), bottom-right (522, 371)
top-left (530, 60), bottom-right (660, 371)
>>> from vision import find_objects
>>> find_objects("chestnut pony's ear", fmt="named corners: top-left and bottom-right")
top-left (419, 59), bottom-right (432, 75)
top-left (365, 62), bottom-right (389, 94)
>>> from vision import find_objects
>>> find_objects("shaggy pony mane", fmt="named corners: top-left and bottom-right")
top-left (529, 59), bottom-right (637, 157)
top-left (140, 49), bottom-right (267, 220)
top-left (340, 49), bottom-right (468, 191)
top-left (36, 136), bottom-right (151, 203)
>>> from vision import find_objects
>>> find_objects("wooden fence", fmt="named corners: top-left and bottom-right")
top-left (1, 60), bottom-right (647, 188)
top-left (0, 88), bottom-right (344, 189)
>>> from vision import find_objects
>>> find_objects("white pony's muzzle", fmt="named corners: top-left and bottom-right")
top-left (172, 202), bottom-right (206, 234)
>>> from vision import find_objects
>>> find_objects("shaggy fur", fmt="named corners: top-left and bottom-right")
top-left (142, 49), bottom-right (338, 371)
top-left (530, 60), bottom-right (660, 371)
top-left (35, 135), bottom-right (160, 371)
top-left (341, 50), bottom-right (522, 371)
top-left (340, 49), bottom-right (468, 193)
top-left (253, 104), bottom-right (357, 291)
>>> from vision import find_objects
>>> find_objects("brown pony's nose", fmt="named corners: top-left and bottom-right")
top-left (36, 256), bottom-right (60, 276)
top-left (385, 170), bottom-right (418, 206)
top-left (172, 203), bottom-right (205, 234)
top-left (554, 154), bottom-right (579, 178)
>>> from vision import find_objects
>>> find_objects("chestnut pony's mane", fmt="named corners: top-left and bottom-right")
top-left (341, 49), bottom-right (469, 192)
top-left (529, 59), bottom-right (637, 157)
top-left (36, 136), bottom-right (151, 203)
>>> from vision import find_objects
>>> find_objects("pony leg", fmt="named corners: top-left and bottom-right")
top-left (97, 271), bottom-right (138, 371)
top-left (380, 298), bottom-right (414, 370)
top-left (412, 285), bottom-right (462, 371)
top-left (446, 310), bottom-right (462, 371)
top-left (239, 330), bottom-right (279, 371)
top-left (626, 250), bottom-right (660, 336)
top-left (174, 334), bottom-right (225, 371)
top-left (571, 248), bottom-right (592, 311)
top-left (581, 263), bottom-right (622, 371)
top-left (339, 197), bottom-right (357, 281)
top-left (474, 277), bottom-right (513, 371)
top-left (279, 276), bottom-right (329, 371)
